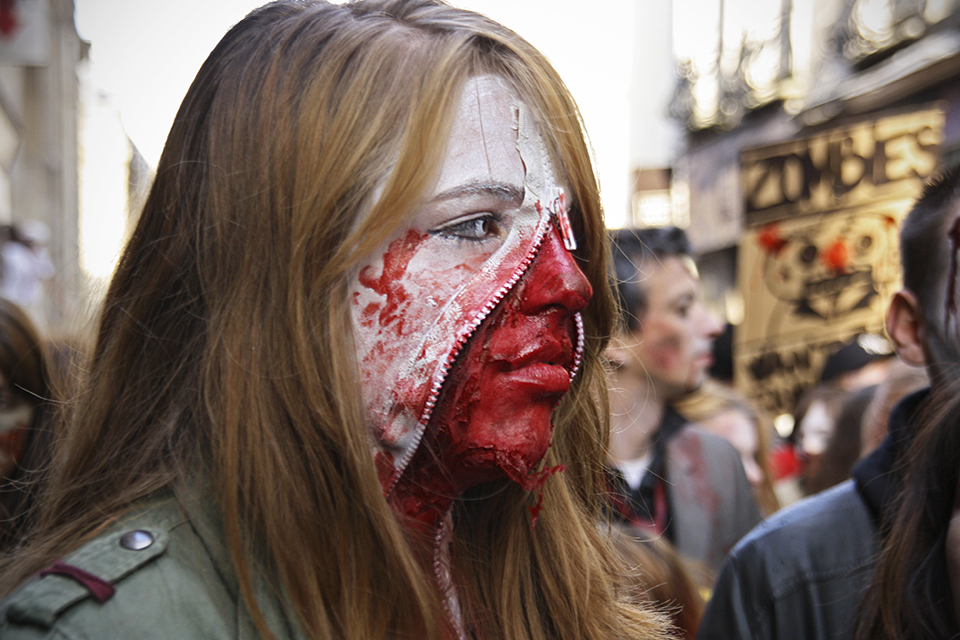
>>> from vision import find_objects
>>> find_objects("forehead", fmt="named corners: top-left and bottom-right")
top-left (640, 255), bottom-right (699, 305)
top-left (433, 75), bottom-right (527, 196)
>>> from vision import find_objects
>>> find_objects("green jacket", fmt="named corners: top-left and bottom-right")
top-left (1, 494), bottom-right (306, 639)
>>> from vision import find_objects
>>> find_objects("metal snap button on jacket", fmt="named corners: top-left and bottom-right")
top-left (119, 530), bottom-right (154, 551)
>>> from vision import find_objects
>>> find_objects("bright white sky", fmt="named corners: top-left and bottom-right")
top-left (73, 0), bottom-right (635, 223)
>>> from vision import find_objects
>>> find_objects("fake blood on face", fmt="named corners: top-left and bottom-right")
top-left (357, 229), bottom-right (426, 334)
top-left (388, 227), bottom-right (591, 531)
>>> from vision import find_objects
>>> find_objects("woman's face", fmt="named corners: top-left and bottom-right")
top-left (350, 75), bottom-right (591, 496)
top-left (799, 400), bottom-right (835, 459)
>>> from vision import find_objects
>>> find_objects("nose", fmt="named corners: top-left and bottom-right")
top-left (516, 225), bottom-right (592, 315)
top-left (700, 305), bottom-right (724, 340)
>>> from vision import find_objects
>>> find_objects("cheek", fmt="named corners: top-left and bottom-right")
top-left (352, 232), bottom-right (494, 348)
top-left (352, 232), bottom-right (487, 405)
top-left (353, 230), bottom-right (427, 341)
top-left (643, 323), bottom-right (687, 371)
top-left (947, 507), bottom-right (960, 622)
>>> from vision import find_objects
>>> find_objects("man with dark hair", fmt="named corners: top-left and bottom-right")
top-left (607, 226), bottom-right (761, 572)
top-left (697, 164), bottom-right (960, 640)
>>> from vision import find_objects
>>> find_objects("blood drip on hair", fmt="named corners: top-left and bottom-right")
top-left (947, 217), bottom-right (960, 331)
top-left (520, 464), bottom-right (566, 528)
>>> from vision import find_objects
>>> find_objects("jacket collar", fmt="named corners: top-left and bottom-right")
top-left (851, 387), bottom-right (930, 524)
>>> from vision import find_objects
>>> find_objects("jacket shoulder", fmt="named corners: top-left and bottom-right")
top-left (697, 480), bottom-right (877, 640)
top-left (732, 478), bottom-right (876, 571)
top-left (1, 499), bottom-right (237, 639)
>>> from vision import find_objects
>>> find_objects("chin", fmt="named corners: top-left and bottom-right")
top-left (453, 409), bottom-right (556, 486)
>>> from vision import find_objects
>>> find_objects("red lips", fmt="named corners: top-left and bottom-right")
top-left (507, 335), bottom-right (574, 370)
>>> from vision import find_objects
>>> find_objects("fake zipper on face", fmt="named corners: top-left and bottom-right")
top-left (382, 195), bottom-right (585, 496)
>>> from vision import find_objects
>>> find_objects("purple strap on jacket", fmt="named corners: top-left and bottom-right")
top-left (39, 561), bottom-right (115, 603)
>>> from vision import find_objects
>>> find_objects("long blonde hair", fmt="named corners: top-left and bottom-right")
top-left (2, 2), bottom-right (669, 639)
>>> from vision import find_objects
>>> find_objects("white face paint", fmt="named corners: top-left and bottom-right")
top-left (349, 75), bottom-right (583, 494)
top-left (799, 401), bottom-right (834, 458)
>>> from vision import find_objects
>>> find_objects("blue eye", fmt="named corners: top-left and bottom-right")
top-left (432, 213), bottom-right (502, 242)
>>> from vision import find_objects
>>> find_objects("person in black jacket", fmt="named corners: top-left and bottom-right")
top-left (697, 163), bottom-right (960, 640)
top-left (856, 378), bottom-right (960, 640)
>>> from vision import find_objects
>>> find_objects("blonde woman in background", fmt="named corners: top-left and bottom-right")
top-left (678, 380), bottom-right (780, 516)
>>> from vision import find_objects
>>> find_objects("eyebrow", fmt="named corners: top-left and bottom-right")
top-left (430, 181), bottom-right (524, 206)
top-left (669, 290), bottom-right (696, 307)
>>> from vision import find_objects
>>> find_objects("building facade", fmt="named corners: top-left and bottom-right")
top-left (661, 0), bottom-right (960, 415)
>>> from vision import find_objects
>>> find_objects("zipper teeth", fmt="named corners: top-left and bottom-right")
top-left (384, 217), bottom-right (552, 496)
top-left (570, 312), bottom-right (584, 380)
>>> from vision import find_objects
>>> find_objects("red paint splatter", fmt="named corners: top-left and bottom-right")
top-left (0, 0), bottom-right (18, 38)
top-left (757, 224), bottom-right (788, 256)
top-left (820, 238), bottom-right (850, 274)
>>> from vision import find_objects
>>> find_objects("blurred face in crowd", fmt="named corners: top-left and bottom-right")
top-left (921, 212), bottom-right (960, 375)
top-left (798, 399), bottom-right (835, 460)
top-left (610, 255), bottom-right (722, 402)
top-left (699, 408), bottom-right (764, 489)
top-left (351, 75), bottom-right (591, 518)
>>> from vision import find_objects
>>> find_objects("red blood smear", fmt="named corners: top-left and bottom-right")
top-left (357, 230), bottom-right (426, 336)
top-left (947, 217), bottom-right (960, 329)
top-left (386, 227), bottom-right (589, 531)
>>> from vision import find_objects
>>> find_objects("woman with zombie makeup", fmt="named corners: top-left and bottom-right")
top-left (0, 298), bottom-right (54, 553)
top-left (0, 2), bottom-right (671, 640)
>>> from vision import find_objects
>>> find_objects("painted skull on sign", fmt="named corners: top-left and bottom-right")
top-left (756, 211), bottom-right (899, 322)
top-left (350, 76), bottom-right (591, 523)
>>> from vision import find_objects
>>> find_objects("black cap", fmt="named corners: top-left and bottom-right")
top-left (820, 333), bottom-right (893, 382)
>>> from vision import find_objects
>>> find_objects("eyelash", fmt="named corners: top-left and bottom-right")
top-left (431, 213), bottom-right (503, 243)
